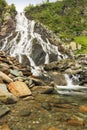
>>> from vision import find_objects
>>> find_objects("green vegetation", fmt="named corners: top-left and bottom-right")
top-left (74, 36), bottom-right (87, 54)
top-left (24, 0), bottom-right (87, 54)
top-left (0, 0), bottom-right (16, 29)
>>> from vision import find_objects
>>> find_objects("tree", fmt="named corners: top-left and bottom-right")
top-left (9, 4), bottom-right (16, 17)
top-left (0, 0), bottom-right (7, 14)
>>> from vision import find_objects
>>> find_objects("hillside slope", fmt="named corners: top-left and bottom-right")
top-left (0, 0), bottom-right (17, 38)
top-left (24, 0), bottom-right (87, 54)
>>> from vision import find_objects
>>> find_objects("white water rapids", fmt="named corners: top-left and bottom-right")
top-left (55, 74), bottom-right (87, 95)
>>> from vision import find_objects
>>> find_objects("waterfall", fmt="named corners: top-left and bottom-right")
top-left (0, 12), bottom-right (65, 76)
top-left (55, 74), bottom-right (87, 95)
top-left (0, 12), bottom-right (86, 95)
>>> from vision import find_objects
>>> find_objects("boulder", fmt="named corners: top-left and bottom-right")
top-left (0, 63), bottom-right (10, 74)
top-left (29, 76), bottom-right (46, 86)
top-left (30, 42), bottom-right (46, 66)
top-left (31, 86), bottom-right (54, 94)
top-left (0, 83), bottom-right (18, 104)
top-left (0, 71), bottom-right (13, 83)
top-left (48, 72), bottom-right (67, 86)
top-left (44, 61), bottom-right (59, 71)
top-left (8, 81), bottom-right (32, 97)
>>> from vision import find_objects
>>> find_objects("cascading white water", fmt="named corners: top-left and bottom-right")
top-left (55, 74), bottom-right (87, 95)
top-left (0, 12), bottom-right (65, 76)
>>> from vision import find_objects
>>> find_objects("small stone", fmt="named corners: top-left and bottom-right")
top-left (41, 103), bottom-right (51, 110)
top-left (79, 106), bottom-right (87, 113)
top-left (0, 105), bottom-right (10, 118)
top-left (0, 124), bottom-right (11, 130)
top-left (6, 93), bottom-right (18, 104)
top-left (19, 110), bottom-right (31, 117)
top-left (23, 96), bottom-right (34, 101)
top-left (40, 87), bottom-right (54, 94)
top-left (10, 69), bottom-right (23, 77)
top-left (67, 115), bottom-right (84, 126)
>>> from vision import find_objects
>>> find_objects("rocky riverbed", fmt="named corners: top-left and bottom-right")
top-left (0, 51), bottom-right (87, 130)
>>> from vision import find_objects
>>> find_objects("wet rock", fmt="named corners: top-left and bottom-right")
top-left (31, 86), bottom-right (54, 94)
top-left (30, 42), bottom-right (46, 66)
top-left (0, 124), bottom-right (11, 130)
top-left (0, 63), bottom-right (10, 74)
top-left (0, 83), bottom-right (10, 95)
top-left (79, 106), bottom-right (87, 113)
top-left (0, 71), bottom-right (13, 83)
top-left (10, 69), bottom-right (23, 77)
top-left (49, 53), bottom-right (58, 63)
top-left (19, 110), bottom-right (31, 117)
top-left (8, 81), bottom-right (32, 97)
top-left (48, 72), bottom-right (67, 86)
top-left (5, 93), bottom-right (18, 104)
top-left (41, 102), bottom-right (51, 110)
top-left (41, 87), bottom-right (54, 94)
top-left (0, 83), bottom-right (18, 104)
top-left (44, 61), bottom-right (59, 71)
top-left (0, 105), bottom-right (10, 118)
top-left (21, 55), bottom-right (30, 66)
top-left (29, 76), bottom-right (46, 86)
top-left (65, 68), bottom-right (82, 75)
top-left (67, 115), bottom-right (84, 126)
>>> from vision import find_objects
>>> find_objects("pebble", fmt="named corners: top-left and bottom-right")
top-left (19, 110), bottom-right (31, 117)
top-left (0, 105), bottom-right (10, 118)
top-left (0, 124), bottom-right (11, 130)
top-left (79, 105), bottom-right (87, 113)
top-left (67, 115), bottom-right (84, 126)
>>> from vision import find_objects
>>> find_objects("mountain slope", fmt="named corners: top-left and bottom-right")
top-left (24, 0), bottom-right (87, 54)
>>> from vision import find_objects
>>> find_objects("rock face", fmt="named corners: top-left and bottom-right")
top-left (0, 15), bottom-right (16, 38)
top-left (30, 42), bottom-right (46, 66)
